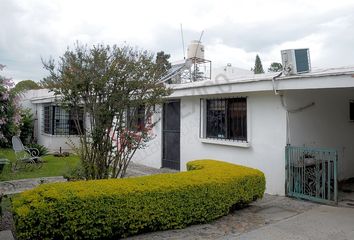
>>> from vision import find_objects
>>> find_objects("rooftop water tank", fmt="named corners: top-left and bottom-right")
top-left (187, 40), bottom-right (205, 60)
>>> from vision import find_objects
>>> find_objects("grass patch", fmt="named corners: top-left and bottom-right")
top-left (0, 148), bottom-right (80, 181)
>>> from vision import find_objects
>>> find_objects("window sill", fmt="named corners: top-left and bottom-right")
top-left (200, 138), bottom-right (250, 148)
top-left (41, 133), bottom-right (80, 137)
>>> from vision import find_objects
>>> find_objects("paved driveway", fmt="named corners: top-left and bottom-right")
top-left (233, 205), bottom-right (354, 240)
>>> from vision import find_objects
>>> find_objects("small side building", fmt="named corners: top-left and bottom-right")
top-left (20, 89), bottom-right (81, 152)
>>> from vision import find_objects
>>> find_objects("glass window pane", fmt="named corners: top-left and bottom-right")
top-left (206, 99), bottom-right (226, 138)
top-left (228, 98), bottom-right (247, 141)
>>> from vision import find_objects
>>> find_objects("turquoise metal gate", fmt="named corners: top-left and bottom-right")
top-left (285, 145), bottom-right (338, 204)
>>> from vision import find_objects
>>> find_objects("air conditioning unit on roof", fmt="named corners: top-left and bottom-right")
top-left (281, 48), bottom-right (311, 75)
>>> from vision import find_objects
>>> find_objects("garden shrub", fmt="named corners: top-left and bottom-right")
top-left (13, 160), bottom-right (265, 239)
top-left (63, 164), bottom-right (86, 181)
top-left (26, 143), bottom-right (49, 156)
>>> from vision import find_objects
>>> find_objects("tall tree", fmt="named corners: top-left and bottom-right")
top-left (253, 54), bottom-right (265, 74)
top-left (268, 62), bottom-right (283, 72)
top-left (42, 43), bottom-right (171, 179)
top-left (155, 51), bottom-right (171, 76)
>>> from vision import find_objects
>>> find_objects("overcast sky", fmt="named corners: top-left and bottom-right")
top-left (1, 0), bottom-right (354, 82)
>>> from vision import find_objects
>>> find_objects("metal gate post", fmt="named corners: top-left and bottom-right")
top-left (334, 152), bottom-right (338, 203)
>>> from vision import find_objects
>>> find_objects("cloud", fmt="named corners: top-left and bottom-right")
top-left (0, 0), bottom-right (354, 81)
top-left (0, 1), bottom-right (61, 81)
top-left (200, 5), bottom-right (354, 69)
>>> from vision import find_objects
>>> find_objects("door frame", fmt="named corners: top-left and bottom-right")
top-left (161, 99), bottom-right (181, 170)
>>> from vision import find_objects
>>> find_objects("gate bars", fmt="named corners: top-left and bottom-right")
top-left (285, 145), bottom-right (338, 205)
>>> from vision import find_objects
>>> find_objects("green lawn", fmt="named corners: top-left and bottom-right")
top-left (0, 148), bottom-right (80, 181)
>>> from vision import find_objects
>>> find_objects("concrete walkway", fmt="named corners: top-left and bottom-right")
top-left (0, 230), bottom-right (14, 240)
top-left (0, 162), bottom-right (176, 195)
top-left (0, 176), bottom-right (66, 195)
top-left (233, 205), bottom-right (354, 240)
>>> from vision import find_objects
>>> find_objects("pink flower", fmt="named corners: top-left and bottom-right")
top-left (14, 113), bottom-right (21, 125)
top-left (2, 92), bottom-right (9, 101)
top-left (3, 78), bottom-right (14, 88)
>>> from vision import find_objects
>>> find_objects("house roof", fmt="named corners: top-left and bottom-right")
top-left (168, 65), bottom-right (354, 98)
top-left (21, 65), bottom-right (354, 101)
top-left (21, 89), bottom-right (58, 103)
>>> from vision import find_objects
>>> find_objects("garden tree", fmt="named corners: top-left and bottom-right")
top-left (12, 79), bottom-right (41, 94)
top-left (19, 109), bottom-right (34, 145)
top-left (42, 44), bottom-right (171, 179)
top-left (253, 54), bottom-right (265, 74)
top-left (268, 62), bottom-right (283, 72)
top-left (0, 64), bottom-right (22, 147)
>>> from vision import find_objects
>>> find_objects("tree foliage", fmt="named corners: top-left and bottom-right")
top-left (253, 54), bottom-right (265, 74)
top-left (268, 62), bottom-right (283, 72)
top-left (19, 109), bottom-right (34, 145)
top-left (155, 51), bottom-right (171, 76)
top-left (0, 64), bottom-right (22, 147)
top-left (12, 79), bottom-right (41, 94)
top-left (41, 43), bottom-right (171, 179)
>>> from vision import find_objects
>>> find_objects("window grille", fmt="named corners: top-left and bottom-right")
top-left (42, 105), bottom-right (84, 135)
top-left (43, 105), bottom-right (53, 134)
top-left (206, 97), bottom-right (247, 141)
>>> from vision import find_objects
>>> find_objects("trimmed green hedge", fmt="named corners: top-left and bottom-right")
top-left (13, 160), bottom-right (265, 239)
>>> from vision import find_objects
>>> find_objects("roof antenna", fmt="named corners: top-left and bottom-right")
top-left (194, 30), bottom-right (204, 58)
top-left (180, 24), bottom-right (186, 60)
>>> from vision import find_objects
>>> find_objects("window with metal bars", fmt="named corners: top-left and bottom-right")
top-left (206, 98), bottom-right (247, 141)
top-left (43, 105), bottom-right (84, 135)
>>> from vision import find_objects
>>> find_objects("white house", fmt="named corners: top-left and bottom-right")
top-left (21, 47), bottom-right (354, 204)
top-left (130, 64), bottom-right (354, 199)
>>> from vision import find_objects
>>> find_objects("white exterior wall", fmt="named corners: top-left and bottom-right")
top-left (180, 92), bottom-right (287, 195)
top-left (131, 105), bottom-right (163, 169)
top-left (134, 92), bottom-right (288, 195)
top-left (285, 88), bottom-right (354, 181)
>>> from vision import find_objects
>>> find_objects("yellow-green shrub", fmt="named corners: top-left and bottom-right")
top-left (13, 160), bottom-right (265, 239)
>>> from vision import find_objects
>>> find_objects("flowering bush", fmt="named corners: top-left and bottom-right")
top-left (42, 44), bottom-right (171, 179)
top-left (0, 64), bottom-right (22, 147)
